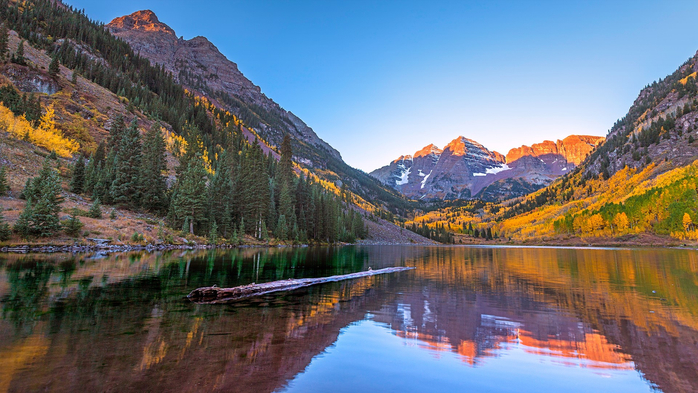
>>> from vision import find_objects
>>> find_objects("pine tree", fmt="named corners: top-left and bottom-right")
top-left (84, 142), bottom-right (106, 195)
top-left (70, 154), bottom-right (85, 194)
top-left (13, 200), bottom-right (31, 239)
top-left (63, 214), bottom-right (83, 237)
top-left (139, 122), bottom-right (168, 212)
top-left (0, 165), bottom-right (8, 196)
top-left (276, 215), bottom-right (288, 241)
top-left (260, 220), bottom-right (269, 241)
top-left (0, 208), bottom-right (11, 241)
top-left (88, 198), bottom-right (102, 219)
top-left (276, 133), bottom-right (294, 190)
top-left (14, 40), bottom-right (25, 65)
top-left (110, 118), bottom-right (142, 207)
top-left (19, 159), bottom-right (63, 237)
top-left (48, 54), bottom-right (60, 77)
top-left (278, 182), bottom-right (295, 230)
top-left (171, 157), bottom-right (208, 234)
top-left (208, 220), bottom-right (218, 245)
top-left (0, 24), bottom-right (8, 62)
top-left (108, 114), bottom-right (126, 148)
top-left (207, 150), bottom-right (233, 233)
top-left (238, 217), bottom-right (245, 237)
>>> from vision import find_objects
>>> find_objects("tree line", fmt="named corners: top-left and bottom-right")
top-left (8, 113), bottom-right (367, 244)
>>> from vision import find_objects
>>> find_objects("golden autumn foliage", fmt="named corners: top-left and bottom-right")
top-left (684, 213), bottom-right (694, 232)
top-left (408, 159), bottom-right (698, 242)
top-left (0, 103), bottom-right (78, 157)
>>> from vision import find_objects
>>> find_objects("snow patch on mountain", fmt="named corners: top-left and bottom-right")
top-left (396, 166), bottom-right (411, 186)
top-left (421, 170), bottom-right (432, 189)
top-left (486, 163), bottom-right (511, 175)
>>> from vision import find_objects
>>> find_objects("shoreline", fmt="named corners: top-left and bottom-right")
top-left (1, 238), bottom-right (696, 254)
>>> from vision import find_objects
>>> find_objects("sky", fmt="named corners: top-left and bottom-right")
top-left (65, 0), bottom-right (698, 172)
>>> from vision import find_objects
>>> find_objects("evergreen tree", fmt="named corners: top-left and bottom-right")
top-left (48, 54), bottom-right (59, 77)
top-left (63, 214), bottom-right (83, 237)
top-left (70, 154), bottom-right (86, 194)
top-left (276, 215), bottom-right (288, 241)
top-left (88, 198), bottom-right (102, 219)
top-left (171, 157), bottom-right (208, 234)
top-left (208, 220), bottom-right (218, 245)
top-left (139, 122), bottom-right (168, 212)
top-left (84, 142), bottom-right (106, 195)
top-left (110, 118), bottom-right (142, 207)
top-left (0, 24), bottom-right (8, 61)
top-left (260, 220), bottom-right (269, 241)
top-left (14, 40), bottom-right (25, 65)
top-left (0, 165), bottom-right (8, 196)
top-left (13, 200), bottom-right (31, 239)
top-left (19, 159), bottom-right (63, 237)
top-left (276, 133), bottom-right (294, 190)
top-left (0, 208), bottom-right (11, 241)
top-left (108, 114), bottom-right (126, 148)
top-left (207, 150), bottom-right (234, 235)
top-left (278, 182), bottom-right (295, 232)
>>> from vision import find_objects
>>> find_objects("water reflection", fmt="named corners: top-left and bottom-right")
top-left (0, 246), bottom-right (696, 392)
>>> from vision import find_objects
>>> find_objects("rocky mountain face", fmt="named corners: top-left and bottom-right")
top-left (580, 51), bottom-right (698, 180)
top-left (370, 135), bottom-right (604, 201)
top-left (107, 10), bottom-right (340, 165)
top-left (107, 9), bottom-right (409, 212)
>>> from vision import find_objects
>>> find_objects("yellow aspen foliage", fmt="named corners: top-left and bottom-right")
top-left (613, 212), bottom-right (629, 233)
top-left (684, 213), bottom-right (694, 232)
top-left (0, 102), bottom-right (78, 157)
top-left (164, 130), bottom-right (187, 156)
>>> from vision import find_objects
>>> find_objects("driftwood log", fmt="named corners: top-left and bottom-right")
top-left (187, 266), bottom-right (415, 304)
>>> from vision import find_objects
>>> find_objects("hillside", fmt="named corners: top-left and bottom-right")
top-left (106, 10), bottom-right (410, 213)
top-left (406, 50), bottom-right (698, 245)
top-left (370, 134), bottom-right (603, 202)
top-left (0, 0), bottom-right (431, 246)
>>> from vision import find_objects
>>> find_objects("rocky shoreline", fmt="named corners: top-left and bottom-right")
top-left (0, 242), bottom-right (314, 254)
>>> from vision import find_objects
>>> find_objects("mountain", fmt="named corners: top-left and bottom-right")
top-left (370, 135), bottom-right (603, 201)
top-left (106, 10), bottom-right (409, 213)
top-left (408, 50), bottom-right (698, 244)
top-left (107, 10), bottom-right (338, 166)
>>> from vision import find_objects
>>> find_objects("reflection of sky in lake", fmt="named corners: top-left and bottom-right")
top-left (281, 319), bottom-right (652, 393)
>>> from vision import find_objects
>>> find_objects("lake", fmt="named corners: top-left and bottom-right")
top-left (1, 246), bottom-right (697, 392)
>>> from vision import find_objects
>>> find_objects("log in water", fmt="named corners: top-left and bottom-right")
top-left (187, 266), bottom-right (415, 304)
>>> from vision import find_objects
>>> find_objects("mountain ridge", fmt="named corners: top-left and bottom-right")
top-left (107, 9), bottom-right (413, 214)
top-left (370, 134), bottom-right (603, 201)
top-left (107, 10), bottom-right (341, 163)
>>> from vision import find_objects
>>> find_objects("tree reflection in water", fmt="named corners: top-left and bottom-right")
top-left (0, 246), bottom-right (696, 392)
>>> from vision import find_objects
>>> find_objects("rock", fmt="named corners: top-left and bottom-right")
top-left (106, 10), bottom-right (341, 164)
top-left (370, 134), bottom-right (604, 202)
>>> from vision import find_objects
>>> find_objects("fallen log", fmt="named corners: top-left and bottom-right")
top-left (187, 266), bottom-right (415, 304)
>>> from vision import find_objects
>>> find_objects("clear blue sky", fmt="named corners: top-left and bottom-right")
top-left (65, 0), bottom-right (698, 172)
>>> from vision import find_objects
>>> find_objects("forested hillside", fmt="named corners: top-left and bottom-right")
top-left (0, 0), bottom-right (387, 245)
top-left (405, 49), bottom-right (698, 245)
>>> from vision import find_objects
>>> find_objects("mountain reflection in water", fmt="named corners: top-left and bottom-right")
top-left (0, 246), bottom-right (697, 392)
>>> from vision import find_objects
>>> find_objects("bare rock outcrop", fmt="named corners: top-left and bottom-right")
top-left (107, 10), bottom-right (340, 164)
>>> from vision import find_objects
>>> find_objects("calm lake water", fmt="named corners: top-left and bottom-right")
top-left (1, 246), bottom-right (697, 392)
